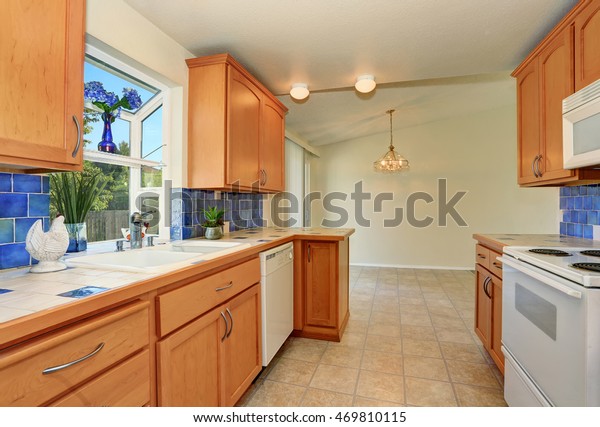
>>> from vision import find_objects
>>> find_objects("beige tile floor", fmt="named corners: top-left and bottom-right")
top-left (238, 267), bottom-right (506, 407)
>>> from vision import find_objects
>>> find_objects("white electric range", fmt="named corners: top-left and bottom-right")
top-left (500, 246), bottom-right (600, 407)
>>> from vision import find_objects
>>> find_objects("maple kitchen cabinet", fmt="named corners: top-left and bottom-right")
top-left (293, 238), bottom-right (350, 342)
top-left (474, 242), bottom-right (504, 375)
top-left (0, 0), bottom-right (85, 172)
top-left (156, 258), bottom-right (262, 406)
top-left (512, 0), bottom-right (600, 186)
top-left (0, 301), bottom-right (150, 406)
top-left (186, 54), bottom-right (287, 193)
top-left (574, 0), bottom-right (600, 90)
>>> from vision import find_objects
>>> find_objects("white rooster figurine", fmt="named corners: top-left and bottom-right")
top-left (25, 215), bottom-right (70, 273)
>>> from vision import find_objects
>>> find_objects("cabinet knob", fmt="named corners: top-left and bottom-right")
top-left (72, 115), bottom-right (82, 158)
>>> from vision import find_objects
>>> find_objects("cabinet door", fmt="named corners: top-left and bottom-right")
top-left (305, 241), bottom-right (337, 328)
top-left (221, 284), bottom-right (261, 406)
top-left (574, 0), bottom-right (600, 90)
top-left (157, 307), bottom-right (225, 406)
top-left (260, 98), bottom-right (285, 192)
top-left (0, 0), bottom-right (84, 171)
top-left (516, 60), bottom-right (541, 185)
top-left (538, 27), bottom-right (575, 182)
top-left (474, 266), bottom-right (491, 349)
top-left (489, 275), bottom-right (504, 374)
top-left (227, 67), bottom-right (261, 189)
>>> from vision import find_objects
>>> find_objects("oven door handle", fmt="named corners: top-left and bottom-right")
top-left (500, 256), bottom-right (583, 299)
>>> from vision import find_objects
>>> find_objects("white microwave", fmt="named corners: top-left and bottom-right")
top-left (563, 78), bottom-right (600, 169)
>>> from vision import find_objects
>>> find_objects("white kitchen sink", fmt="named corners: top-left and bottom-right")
top-left (65, 240), bottom-right (251, 273)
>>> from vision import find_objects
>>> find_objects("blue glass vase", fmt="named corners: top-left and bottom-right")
top-left (98, 112), bottom-right (116, 153)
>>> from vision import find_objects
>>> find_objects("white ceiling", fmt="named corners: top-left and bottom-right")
top-left (125, 0), bottom-right (578, 146)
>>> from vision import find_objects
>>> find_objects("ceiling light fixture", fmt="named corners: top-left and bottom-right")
top-left (374, 109), bottom-right (410, 173)
top-left (355, 75), bottom-right (376, 93)
top-left (290, 83), bottom-right (309, 100)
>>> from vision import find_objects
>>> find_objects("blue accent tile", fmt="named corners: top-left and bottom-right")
top-left (182, 227), bottom-right (194, 239)
top-left (58, 286), bottom-right (109, 299)
top-left (0, 289), bottom-right (13, 295)
top-left (15, 217), bottom-right (40, 242)
top-left (0, 219), bottom-right (14, 244)
top-left (580, 186), bottom-right (588, 196)
top-left (29, 194), bottom-right (49, 217)
top-left (589, 211), bottom-right (599, 225)
top-left (584, 196), bottom-right (593, 210)
top-left (584, 225), bottom-right (594, 239)
top-left (578, 211), bottom-right (587, 223)
top-left (567, 197), bottom-right (574, 209)
top-left (183, 213), bottom-right (193, 227)
top-left (560, 187), bottom-right (569, 197)
top-left (574, 223), bottom-right (583, 238)
top-left (0, 194), bottom-right (28, 218)
top-left (0, 243), bottom-right (30, 269)
top-left (560, 222), bottom-right (567, 235)
top-left (13, 175), bottom-right (41, 193)
top-left (562, 211), bottom-right (570, 222)
top-left (567, 223), bottom-right (575, 236)
top-left (0, 173), bottom-right (11, 192)
top-left (42, 176), bottom-right (50, 194)
top-left (43, 217), bottom-right (50, 232)
top-left (559, 197), bottom-right (567, 209)
top-left (575, 197), bottom-right (583, 209)
top-left (594, 197), bottom-right (600, 211)
top-left (589, 185), bottom-right (598, 196)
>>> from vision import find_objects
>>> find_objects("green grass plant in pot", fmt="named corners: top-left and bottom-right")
top-left (50, 171), bottom-right (107, 252)
top-left (202, 206), bottom-right (225, 240)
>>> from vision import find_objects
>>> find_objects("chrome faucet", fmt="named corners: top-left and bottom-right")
top-left (130, 212), bottom-right (144, 249)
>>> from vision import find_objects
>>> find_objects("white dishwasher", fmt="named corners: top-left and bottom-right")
top-left (259, 242), bottom-right (294, 366)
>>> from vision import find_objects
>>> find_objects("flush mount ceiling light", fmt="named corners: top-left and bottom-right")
top-left (355, 75), bottom-right (376, 93)
top-left (374, 109), bottom-right (410, 173)
top-left (290, 83), bottom-right (309, 100)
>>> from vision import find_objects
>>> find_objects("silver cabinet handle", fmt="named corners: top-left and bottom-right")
top-left (263, 169), bottom-right (268, 185)
top-left (71, 115), bottom-right (82, 158)
top-left (42, 342), bottom-right (105, 375)
top-left (477, 254), bottom-right (486, 259)
top-left (483, 276), bottom-right (492, 299)
top-left (226, 308), bottom-right (234, 338)
top-left (215, 281), bottom-right (233, 292)
top-left (492, 261), bottom-right (502, 269)
top-left (220, 311), bottom-right (229, 342)
top-left (531, 155), bottom-right (539, 178)
top-left (535, 154), bottom-right (543, 178)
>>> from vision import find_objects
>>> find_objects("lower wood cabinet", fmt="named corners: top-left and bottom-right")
top-left (0, 301), bottom-right (150, 406)
top-left (474, 244), bottom-right (505, 374)
top-left (157, 284), bottom-right (261, 406)
top-left (293, 238), bottom-right (350, 341)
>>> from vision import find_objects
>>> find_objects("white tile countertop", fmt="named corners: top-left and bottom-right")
top-left (0, 227), bottom-right (353, 324)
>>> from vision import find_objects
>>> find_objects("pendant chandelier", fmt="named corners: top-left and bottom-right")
top-left (373, 109), bottom-right (410, 173)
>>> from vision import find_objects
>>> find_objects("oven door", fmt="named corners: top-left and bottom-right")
top-left (501, 256), bottom-right (586, 406)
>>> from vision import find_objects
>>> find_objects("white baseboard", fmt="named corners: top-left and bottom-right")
top-left (349, 262), bottom-right (473, 271)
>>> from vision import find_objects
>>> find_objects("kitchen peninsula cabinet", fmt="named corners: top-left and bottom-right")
top-left (157, 258), bottom-right (262, 406)
top-left (0, 0), bottom-right (85, 172)
top-left (186, 54), bottom-right (287, 193)
top-left (474, 242), bottom-right (504, 374)
top-left (513, 0), bottom-right (600, 186)
top-left (293, 238), bottom-right (350, 341)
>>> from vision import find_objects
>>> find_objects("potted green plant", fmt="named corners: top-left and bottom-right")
top-left (50, 171), bottom-right (107, 252)
top-left (202, 206), bottom-right (225, 240)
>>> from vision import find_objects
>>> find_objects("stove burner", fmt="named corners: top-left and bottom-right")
top-left (580, 250), bottom-right (600, 258)
top-left (528, 248), bottom-right (572, 256)
top-left (571, 262), bottom-right (600, 272)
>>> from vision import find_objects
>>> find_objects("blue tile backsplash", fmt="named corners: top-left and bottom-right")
top-left (559, 184), bottom-right (600, 239)
top-left (170, 189), bottom-right (264, 240)
top-left (0, 173), bottom-right (50, 270)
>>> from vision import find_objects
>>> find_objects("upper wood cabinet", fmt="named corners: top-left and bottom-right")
top-left (0, 0), bottom-right (85, 172)
top-left (186, 54), bottom-right (287, 193)
top-left (574, 0), bottom-right (600, 90)
top-left (512, 0), bottom-right (600, 186)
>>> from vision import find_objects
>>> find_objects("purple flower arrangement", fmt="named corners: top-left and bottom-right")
top-left (84, 81), bottom-right (143, 122)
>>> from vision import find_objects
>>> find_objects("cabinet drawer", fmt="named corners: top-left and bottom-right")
top-left (50, 349), bottom-right (150, 407)
top-left (0, 301), bottom-right (149, 406)
top-left (157, 258), bottom-right (260, 336)
top-left (489, 249), bottom-right (503, 279)
top-left (475, 244), bottom-right (490, 269)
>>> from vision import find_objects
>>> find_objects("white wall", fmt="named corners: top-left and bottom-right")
top-left (311, 105), bottom-right (560, 269)
top-left (86, 0), bottom-right (194, 188)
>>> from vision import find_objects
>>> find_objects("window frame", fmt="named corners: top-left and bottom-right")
top-left (83, 44), bottom-right (171, 240)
